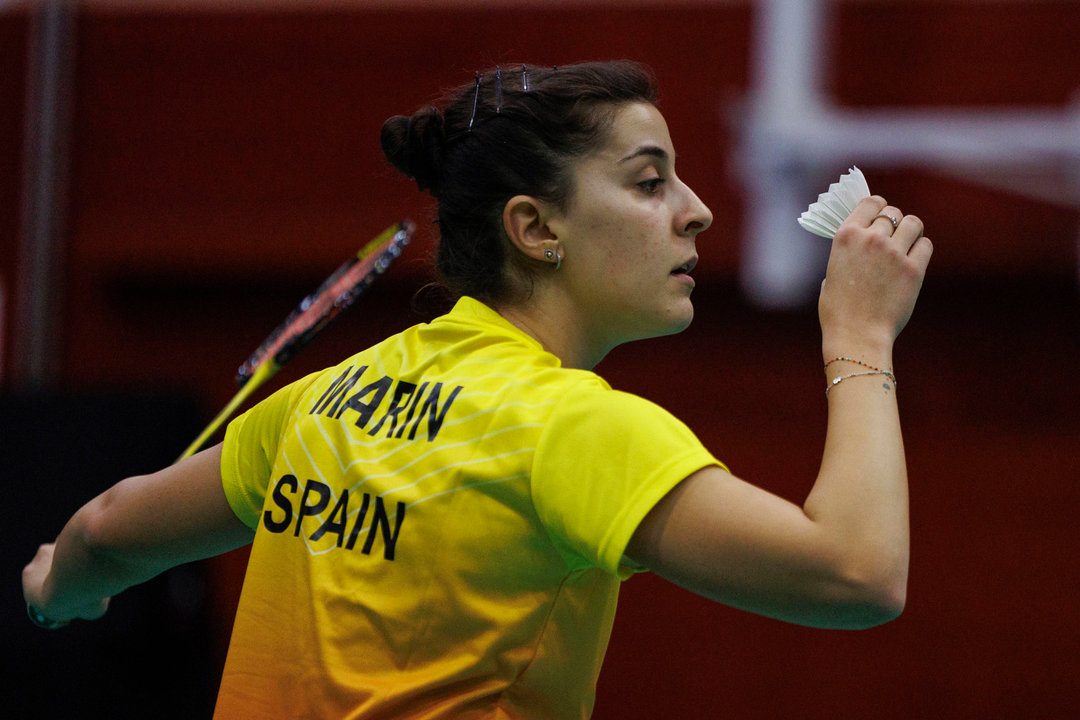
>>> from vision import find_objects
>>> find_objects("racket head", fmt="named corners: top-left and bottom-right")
top-left (234, 221), bottom-right (414, 386)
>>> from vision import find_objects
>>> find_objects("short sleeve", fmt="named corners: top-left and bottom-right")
top-left (220, 371), bottom-right (323, 528)
top-left (531, 384), bottom-right (724, 577)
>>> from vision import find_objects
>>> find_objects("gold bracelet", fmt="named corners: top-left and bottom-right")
top-left (824, 356), bottom-right (892, 375)
top-left (826, 370), bottom-right (897, 396)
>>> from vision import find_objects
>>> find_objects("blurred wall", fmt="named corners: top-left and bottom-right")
top-left (3, 1), bottom-right (1078, 718)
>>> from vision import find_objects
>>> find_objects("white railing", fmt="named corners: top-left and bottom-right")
top-left (735, 0), bottom-right (1080, 308)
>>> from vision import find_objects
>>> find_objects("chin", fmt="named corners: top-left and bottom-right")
top-left (646, 300), bottom-right (695, 340)
top-left (672, 295), bottom-right (696, 329)
top-left (668, 310), bottom-right (694, 335)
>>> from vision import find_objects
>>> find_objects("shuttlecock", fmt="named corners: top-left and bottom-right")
top-left (797, 167), bottom-right (871, 238)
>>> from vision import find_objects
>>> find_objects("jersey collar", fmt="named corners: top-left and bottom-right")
top-left (446, 296), bottom-right (552, 358)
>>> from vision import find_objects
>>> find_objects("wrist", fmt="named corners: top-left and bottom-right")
top-left (824, 357), bottom-right (897, 396)
top-left (821, 335), bottom-right (894, 370)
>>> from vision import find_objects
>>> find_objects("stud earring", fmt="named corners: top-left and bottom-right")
top-left (543, 248), bottom-right (562, 270)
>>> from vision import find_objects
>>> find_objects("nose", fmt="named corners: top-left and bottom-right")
top-left (677, 178), bottom-right (712, 236)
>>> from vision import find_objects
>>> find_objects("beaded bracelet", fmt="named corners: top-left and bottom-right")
top-left (824, 356), bottom-right (891, 374)
top-left (826, 370), bottom-right (896, 396)
top-left (824, 357), bottom-right (897, 396)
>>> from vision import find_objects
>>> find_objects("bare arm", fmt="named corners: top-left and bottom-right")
top-left (626, 196), bottom-right (933, 629)
top-left (22, 443), bottom-right (254, 625)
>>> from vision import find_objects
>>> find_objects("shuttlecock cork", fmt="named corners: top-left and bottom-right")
top-left (797, 167), bottom-right (872, 239)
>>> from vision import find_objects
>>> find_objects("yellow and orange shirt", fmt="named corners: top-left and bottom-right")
top-left (215, 296), bottom-right (722, 719)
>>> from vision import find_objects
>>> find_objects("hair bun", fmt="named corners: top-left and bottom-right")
top-left (381, 107), bottom-right (445, 194)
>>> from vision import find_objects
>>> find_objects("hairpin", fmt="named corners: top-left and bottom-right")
top-left (467, 71), bottom-right (481, 131)
top-left (521, 64), bottom-right (529, 92)
top-left (495, 66), bottom-right (502, 113)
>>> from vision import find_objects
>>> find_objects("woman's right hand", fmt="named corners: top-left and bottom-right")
top-left (22, 542), bottom-right (110, 626)
top-left (818, 195), bottom-right (933, 362)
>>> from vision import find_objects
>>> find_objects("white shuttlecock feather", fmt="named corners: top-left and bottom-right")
top-left (797, 167), bottom-right (872, 238)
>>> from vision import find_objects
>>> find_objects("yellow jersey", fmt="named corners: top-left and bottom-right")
top-left (215, 296), bottom-right (722, 719)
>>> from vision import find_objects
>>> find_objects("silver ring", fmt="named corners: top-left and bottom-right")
top-left (873, 213), bottom-right (899, 230)
top-left (27, 603), bottom-right (67, 630)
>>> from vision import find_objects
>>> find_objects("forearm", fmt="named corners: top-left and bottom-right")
top-left (24, 445), bottom-right (254, 624)
top-left (803, 190), bottom-right (929, 608)
top-left (628, 196), bottom-right (928, 628)
top-left (803, 347), bottom-right (910, 606)
top-left (625, 352), bottom-right (911, 627)
top-left (39, 482), bottom-right (181, 619)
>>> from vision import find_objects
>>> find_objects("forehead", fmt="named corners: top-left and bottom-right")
top-left (595, 102), bottom-right (674, 161)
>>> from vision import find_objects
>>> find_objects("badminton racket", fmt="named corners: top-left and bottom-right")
top-left (176, 220), bottom-right (414, 461)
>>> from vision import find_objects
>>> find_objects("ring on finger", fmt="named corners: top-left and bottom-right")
top-left (873, 213), bottom-right (900, 230)
top-left (27, 603), bottom-right (68, 630)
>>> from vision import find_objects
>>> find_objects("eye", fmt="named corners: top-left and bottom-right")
top-left (637, 177), bottom-right (665, 195)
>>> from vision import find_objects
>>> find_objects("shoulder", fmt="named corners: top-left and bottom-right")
top-left (542, 379), bottom-right (678, 432)
top-left (535, 379), bottom-right (714, 479)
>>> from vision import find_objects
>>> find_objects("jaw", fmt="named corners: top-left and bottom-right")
top-left (522, 273), bottom-right (697, 368)
top-left (604, 291), bottom-right (696, 349)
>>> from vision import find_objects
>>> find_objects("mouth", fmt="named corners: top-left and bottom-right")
top-left (671, 257), bottom-right (698, 276)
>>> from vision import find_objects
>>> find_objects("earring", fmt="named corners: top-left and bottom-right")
top-left (543, 248), bottom-right (562, 270)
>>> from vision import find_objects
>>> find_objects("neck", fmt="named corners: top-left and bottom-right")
top-left (494, 291), bottom-right (614, 370)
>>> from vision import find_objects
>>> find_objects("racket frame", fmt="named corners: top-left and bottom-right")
top-left (176, 221), bottom-right (413, 462)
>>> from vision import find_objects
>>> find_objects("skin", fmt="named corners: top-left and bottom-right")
top-left (22, 445), bottom-right (252, 624)
top-left (500, 102), bottom-right (932, 628)
top-left (499, 102), bottom-right (712, 370)
top-left (625, 192), bottom-right (931, 628)
top-left (23, 100), bottom-right (932, 632)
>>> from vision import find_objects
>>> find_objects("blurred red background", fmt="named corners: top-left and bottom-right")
top-left (3, 1), bottom-right (1078, 717)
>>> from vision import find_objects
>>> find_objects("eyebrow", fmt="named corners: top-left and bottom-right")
top-left (617, 145), bottom-right (675, 164)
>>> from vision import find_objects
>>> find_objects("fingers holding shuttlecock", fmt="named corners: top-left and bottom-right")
top-left (797, 167), bottom-right (872, 238)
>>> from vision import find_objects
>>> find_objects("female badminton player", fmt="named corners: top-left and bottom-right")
top-left (23, 60), bottom-right (932, 718)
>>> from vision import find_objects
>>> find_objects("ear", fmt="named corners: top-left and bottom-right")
top-left (502, 195), bottom-right (558, 262)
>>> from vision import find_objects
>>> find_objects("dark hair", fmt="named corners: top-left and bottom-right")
top-left (381, 61), bottom-right (657, 304)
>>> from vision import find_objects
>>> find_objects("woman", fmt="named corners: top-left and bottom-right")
top-left (23, 61), bottom-right (932, 718)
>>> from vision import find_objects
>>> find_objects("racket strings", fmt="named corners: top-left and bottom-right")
top-left (235, 224), bottom-right (412, 386)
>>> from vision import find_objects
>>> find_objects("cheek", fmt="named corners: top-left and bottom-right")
top-left (576, 214), bottom-right (624, 266)
top-left (594, 234), bottom-right (640, 283)
top-left (572, 204), bottom-right (663, 285)
top-left (610, 225), bottom-right (664, 279)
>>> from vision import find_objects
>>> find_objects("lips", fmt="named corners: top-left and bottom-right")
top-left (671, 257), bottom-right (698, 275)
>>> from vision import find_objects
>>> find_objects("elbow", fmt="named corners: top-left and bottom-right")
top-left (878, 572), bottom-right (908, 623)
top-left (849, 582), bottom-right (906, 629)
top-left (835, 562), bottom-right (908, 629)
top-left (76, 484), bottom-right (128, 558)
top-left (74, 501), bottom-right (111, 559)
top-left (813, 583), bottom-right (904, 630)
top-left (867, 546), bottom-right (909, 625)
top-left (801, 544), bottom-right (908, 629)
top-left (879, 570), bottom-right (908, 622)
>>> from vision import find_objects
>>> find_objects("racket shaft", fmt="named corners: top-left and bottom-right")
top-left (176, 360), bottom-right (279, 462)
top-left (235, 223), bottom-right (409, 385)
top-left (177, 221), bottom-right (412, 462)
